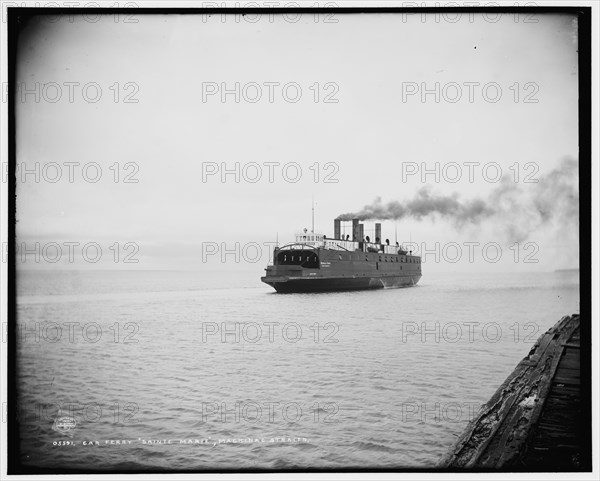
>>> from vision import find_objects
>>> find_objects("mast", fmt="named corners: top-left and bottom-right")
top-left (311, 196), bottom-right (315, 233)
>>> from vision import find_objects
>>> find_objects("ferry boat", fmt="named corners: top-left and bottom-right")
top-left (261, 218), bottom-right (422, 293)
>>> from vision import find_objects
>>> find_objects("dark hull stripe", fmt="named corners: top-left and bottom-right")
top-left (261, 275), bottom-right (421, 293)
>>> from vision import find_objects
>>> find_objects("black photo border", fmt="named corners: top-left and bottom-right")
top-left (5, 4), bottom-right (593, 475)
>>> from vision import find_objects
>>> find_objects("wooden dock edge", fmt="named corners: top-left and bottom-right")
top-left (438, 313), bottom-right (581, 469)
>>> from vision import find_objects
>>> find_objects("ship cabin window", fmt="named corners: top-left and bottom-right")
top-left (277, 250), bottom-right (319, 268)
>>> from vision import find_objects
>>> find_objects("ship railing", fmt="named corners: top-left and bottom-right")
top-left (362, 243), bottom-right (409, 255)
top-left (327, 243), bottom-right (351, 251)
top-left (278, 243), bottom-right (320, 250)
top-left (324, 239), bottom-right (358, 251)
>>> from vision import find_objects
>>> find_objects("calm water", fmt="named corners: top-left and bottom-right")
top-left (15, 269), bottom-right (580, 471)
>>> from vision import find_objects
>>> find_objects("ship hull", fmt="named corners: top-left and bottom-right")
top-left (261, 274), bottom-right (421, 293)
top-left (262, 246), bottom-right (422, 293)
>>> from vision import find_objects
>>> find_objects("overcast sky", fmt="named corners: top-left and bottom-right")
top-left (15, 12), bottom-right (579, 272)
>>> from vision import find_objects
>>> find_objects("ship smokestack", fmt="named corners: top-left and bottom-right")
top-left (375, 223), bottom-right (381, 244)
top-left (352, 218), bottom-right (360, 241)
top-left (358, 223), bottom-right (364, 241)
top-left (334, 219), bottom-right (341, 240)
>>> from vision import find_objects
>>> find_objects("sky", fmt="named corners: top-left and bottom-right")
top-left (13, 11), bottom-right (579, 272)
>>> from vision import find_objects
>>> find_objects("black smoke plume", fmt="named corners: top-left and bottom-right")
top-left (337, 157), bottom-right (578, 243)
